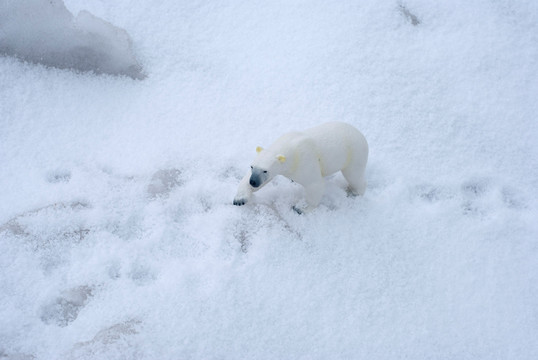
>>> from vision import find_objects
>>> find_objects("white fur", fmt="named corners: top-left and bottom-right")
top-left (233, 122), bottom-right (368, 212)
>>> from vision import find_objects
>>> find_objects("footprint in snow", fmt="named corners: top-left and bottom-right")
top-left (40, 285), bottom-right (94, 327)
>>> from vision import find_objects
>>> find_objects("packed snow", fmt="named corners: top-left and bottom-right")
top-left (1, 0), bottom-right (537, 359)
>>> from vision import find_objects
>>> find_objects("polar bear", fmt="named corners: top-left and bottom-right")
top-left (233, 122), bottom-right (368, 212)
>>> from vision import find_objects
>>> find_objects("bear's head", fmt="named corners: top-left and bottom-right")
top-left (249, 146), bottom-right (286, 188)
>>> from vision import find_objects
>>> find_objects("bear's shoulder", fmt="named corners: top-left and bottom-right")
top-left (270, 131), bottom-right (310, 151)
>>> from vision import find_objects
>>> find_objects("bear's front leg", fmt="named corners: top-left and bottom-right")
top-left (233, 171), bottom-right (253, 206)
top-left (294, 179), bottom-right (325, 214)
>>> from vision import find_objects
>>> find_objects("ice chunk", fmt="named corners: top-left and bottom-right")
top-left (0, 0), bottom-right (145, 79)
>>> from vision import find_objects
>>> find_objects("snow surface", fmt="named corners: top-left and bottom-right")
top-left (1, 0), bottom-right (537, 358)
top-left (0, 0), bottom-right (144, 79)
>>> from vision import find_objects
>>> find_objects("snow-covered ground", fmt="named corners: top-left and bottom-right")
top-left (1, 0), bottom-right (537, 358)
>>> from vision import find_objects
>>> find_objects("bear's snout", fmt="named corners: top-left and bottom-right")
top-left (249, 174), bottom-right (262, 188)
top-left (250, 167), bottom-right (269, 188)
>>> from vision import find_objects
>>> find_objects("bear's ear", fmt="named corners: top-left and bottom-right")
top-left (276, 155), bottom-right (286, 163)
top-left (256, 146), bottom-right (263, 153)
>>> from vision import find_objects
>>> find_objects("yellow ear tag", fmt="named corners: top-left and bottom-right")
top-left (256, 146), bottom-right (263, 153)
top-left (277, 155), bottom-right (286, 163)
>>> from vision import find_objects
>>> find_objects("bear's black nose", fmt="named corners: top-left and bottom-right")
top-left (249, 174), bottom-right (261, 188)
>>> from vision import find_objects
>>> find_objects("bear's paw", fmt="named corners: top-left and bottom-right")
top-left (233, 197), bottom-right (247, 206)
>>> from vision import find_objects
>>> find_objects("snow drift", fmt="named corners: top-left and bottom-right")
top-left (0, 0), bottom-right (144, 79)
top-left (0, 0), bottom-right (537, 359)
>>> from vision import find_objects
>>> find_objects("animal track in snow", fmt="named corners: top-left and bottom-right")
top-left (46, 169), bottom-right (72, 183)
top-left (40, 285), bottom-right (94, 327)
top-left (71, 319), bottom-right (142, 358)
top-left (398, 3), bottom-right (421, 26)
top-left (0, 201), bottom-right (92, 271)
top-left (147, 168), bottom-right (183, 199)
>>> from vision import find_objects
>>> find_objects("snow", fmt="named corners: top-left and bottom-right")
top-left (1, 0), bottom-right (537, 359)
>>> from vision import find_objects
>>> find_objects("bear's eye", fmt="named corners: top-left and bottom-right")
top-left (263, 170), bottom-right (267, 173)
top-left (250, 166), bottom-right (253, 169)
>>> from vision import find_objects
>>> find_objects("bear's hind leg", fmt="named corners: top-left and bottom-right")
top-left (341, 165), bottom-right (366, 196)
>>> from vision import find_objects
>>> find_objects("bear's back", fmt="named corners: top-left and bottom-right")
top-left (303, 122), bottom-right (367, 176)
